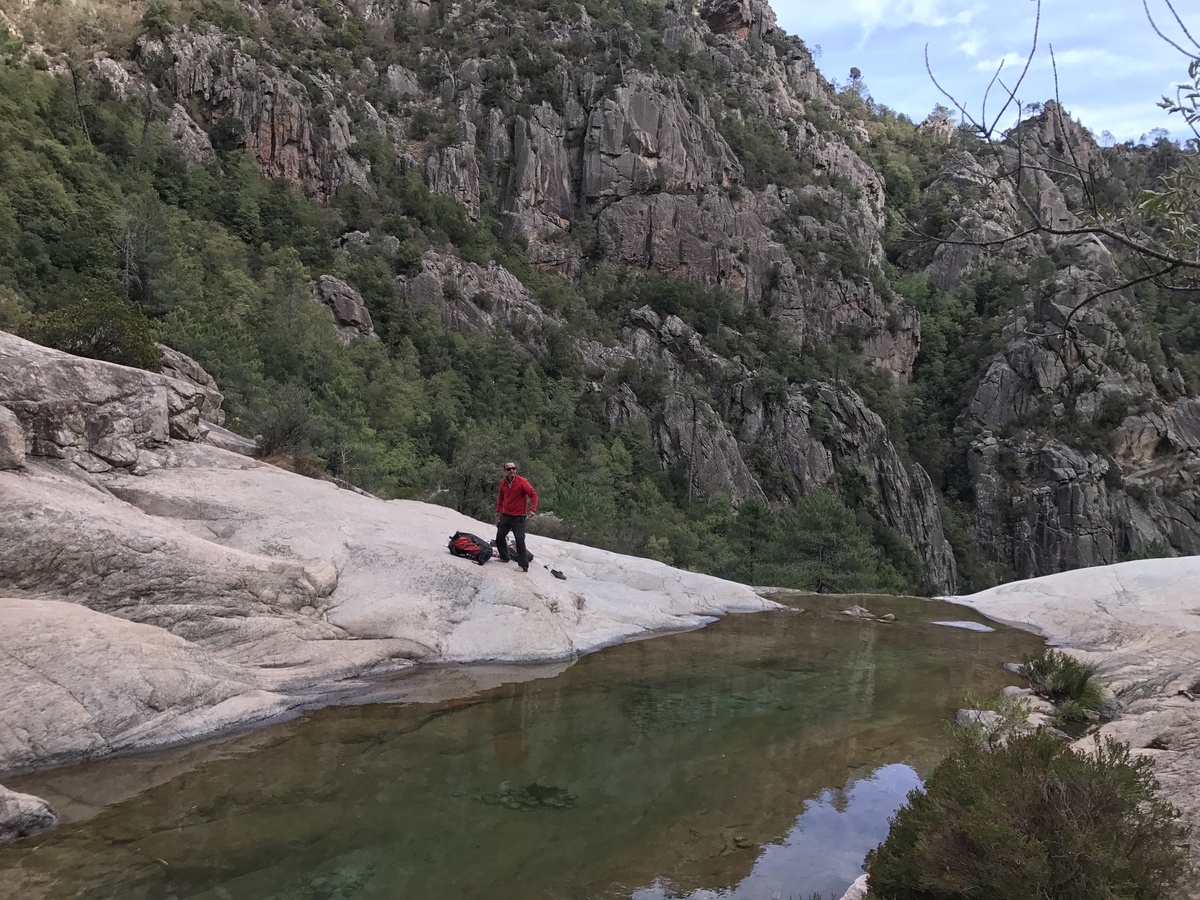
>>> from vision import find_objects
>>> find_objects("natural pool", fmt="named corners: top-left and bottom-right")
top-left (1, 594), bottom-right (1045, 900)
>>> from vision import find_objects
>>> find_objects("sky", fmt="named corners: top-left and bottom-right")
top-left (770, 0), bottom-right (1197, 144)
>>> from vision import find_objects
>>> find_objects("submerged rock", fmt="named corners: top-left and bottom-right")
top-left (476, 778), bottom-right (578, 811)
top-left (0, 785), bottom-right (58, 845)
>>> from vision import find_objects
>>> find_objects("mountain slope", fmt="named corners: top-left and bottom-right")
top-left (1, 0), bottom-right (1197, 593)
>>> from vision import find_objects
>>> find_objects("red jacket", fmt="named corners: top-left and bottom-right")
top-left (497, 475), bottom-right (538, 517)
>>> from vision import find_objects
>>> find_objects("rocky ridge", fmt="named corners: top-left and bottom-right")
top-left (914, 103), bottom-right (1200, 579)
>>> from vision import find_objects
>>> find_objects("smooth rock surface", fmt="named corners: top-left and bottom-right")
top-left (0, 442), bottom-right (774, 773)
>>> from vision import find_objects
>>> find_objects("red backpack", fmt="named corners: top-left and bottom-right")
top-left (448, 531), bottom-right (491, 565)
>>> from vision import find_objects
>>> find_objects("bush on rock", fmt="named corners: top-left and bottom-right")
top-left (1019, 649), bottom-right (1104, 722)
top-left (34, 294), bottom-right (162, 371)
top-left (866, 731), bottom-right (1190, 900)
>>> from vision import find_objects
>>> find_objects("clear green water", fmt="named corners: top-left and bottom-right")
top-left (0, 595), bottom-right (1044, 900)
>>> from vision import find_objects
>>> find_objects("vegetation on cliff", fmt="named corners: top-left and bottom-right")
top-left (0, 0), bottom-right (1197, 593)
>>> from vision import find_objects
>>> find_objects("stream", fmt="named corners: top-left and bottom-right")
top-left (0, 593), bottom-right (1045, 900)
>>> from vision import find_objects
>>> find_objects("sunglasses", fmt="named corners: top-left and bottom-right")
top-left (504, 466), bottom-right (516, 471)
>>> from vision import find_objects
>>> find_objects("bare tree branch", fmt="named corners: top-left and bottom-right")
top-left (1145, 0), bottom-right (1200, 56)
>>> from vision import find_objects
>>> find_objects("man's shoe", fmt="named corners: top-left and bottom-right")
top-left (520, 565), bottom-right (529, 572)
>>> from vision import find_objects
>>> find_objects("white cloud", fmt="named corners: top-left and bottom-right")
top-left (958, 30), bottom-right (982, 57)
top-left (973, 52), bottom-right (1025, 74)
top-left (774, 0), bottom-right (1191, 142)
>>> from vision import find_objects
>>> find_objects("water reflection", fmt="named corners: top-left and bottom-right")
top-left (633, 764), bottom-right (921, 900)
top-left (0, 595), bottom-right (1044, 900)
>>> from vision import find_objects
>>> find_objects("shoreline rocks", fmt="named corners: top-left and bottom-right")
top-left (0, 787), bottom-right (58, 845)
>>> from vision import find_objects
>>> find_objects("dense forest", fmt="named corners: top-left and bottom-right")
top-left (2, 0), bottom-right (1198, 596)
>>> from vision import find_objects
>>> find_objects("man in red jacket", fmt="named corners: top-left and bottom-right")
top-left (496, 460), bottom-right (538, 572)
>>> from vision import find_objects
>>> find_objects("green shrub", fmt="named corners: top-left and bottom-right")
top-left (1019, 649), bottom-right (1104, 721)
top-left (253, 382), bottom-right (315, 457)
top-left (0, 286), bottom-right (33, 333)
top-left (34, 295), bottom-right (162, 371)
top-left (866, 731), bottom-right (1191, 899)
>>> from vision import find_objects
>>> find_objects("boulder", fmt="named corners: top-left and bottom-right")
top-left (837, 874), bottom-right (870, 900)
top-left (0, 594), bottom-right (295, 772)
top-left (0, 330), bottom-right (209, 470)
top-left (157, 343), bottom-right (224, 424)
top-left (0, 785), bottom-right (58, 845)
top-left (312, 275), bottom-right (378, 345)
top-left (165, 103), bottom-right (214, 163)
top-left (0, 335), bottom-right (776, 771)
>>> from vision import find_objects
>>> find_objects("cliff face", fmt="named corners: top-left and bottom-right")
top-left (13, 0), bottom-right (1199, 592)
top-left (910, 104), bottom-right (1200, 580)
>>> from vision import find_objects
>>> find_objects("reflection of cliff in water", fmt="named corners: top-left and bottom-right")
top-left (2, 595), bottom-right (1044, 900)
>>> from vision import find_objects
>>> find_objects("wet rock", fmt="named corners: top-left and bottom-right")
top-left (0, 785), bottom-right (58, 845)
top-left (476, 777), bottom-right (578, 811)
top-left (841, 605), bottom-right (874, 619)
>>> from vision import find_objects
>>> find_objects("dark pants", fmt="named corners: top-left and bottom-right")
top-left (495, 513), bottom-right (528, 567)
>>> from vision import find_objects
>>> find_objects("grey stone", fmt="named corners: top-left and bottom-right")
top-left (502, 103), bottom-right (575, 239)
top-left (699, 0), bottom-right (777, 41)
top-left (0, 331), bottom-right (210, 469)
top-left (165, 103), bottom-right (213, 163)
top-left (424, 121), bottom-right (481, 219)
top-left (581, 73), bottom-right (742, 203)
top-left (312, 275), bottom-right (378, 345)
top-left (158, 344), bottom-right (224, 425)
top-left (0, 333), bottom-right (777, 772)
top-left (0, 785), bottom-right (58, 845)
top-left (139, 29), bottom-right (369, 201)
top-left (0, 404), bottom-right (23, 470)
